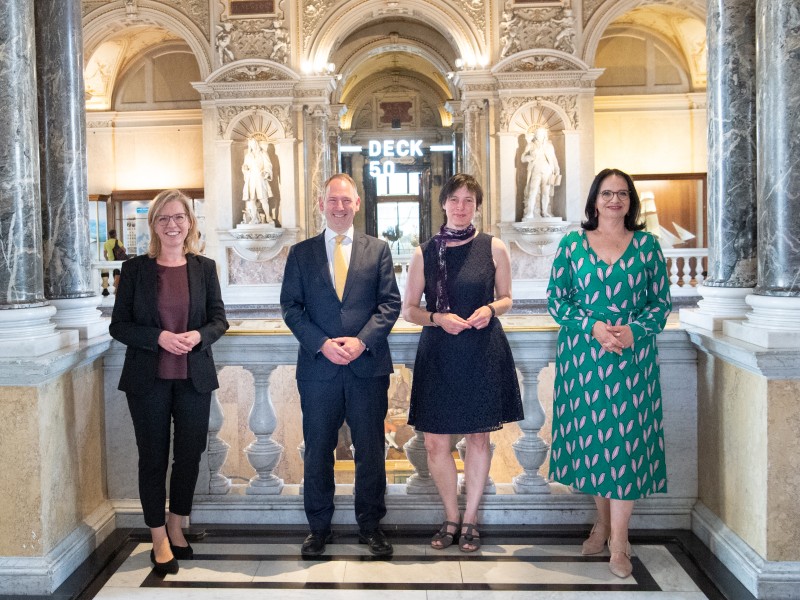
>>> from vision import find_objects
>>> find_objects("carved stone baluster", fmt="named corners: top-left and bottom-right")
top-left (404, 428), bottom-right (437, 494)
top-left (669, 256), bottom-right (680, 288)
top-left (244, 364), bottom-right (284, 494)
top-left (403, 365), bottom-right (438, 494)
top-left (512, 362), bottom-right (551, 493)
top-left (206, 374), bottom-right (231, 494)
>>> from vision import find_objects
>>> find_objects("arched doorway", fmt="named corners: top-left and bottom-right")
top-left (328, 20), bottom-right (463, 253)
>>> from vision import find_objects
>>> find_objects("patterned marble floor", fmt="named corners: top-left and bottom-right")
top-left (19, 527), bottom-right (753, 600)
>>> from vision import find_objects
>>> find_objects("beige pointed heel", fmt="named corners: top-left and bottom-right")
top-left (608, 537), bottom-right (633, 578)
top-left (581, 522), bottom-right (610, 555)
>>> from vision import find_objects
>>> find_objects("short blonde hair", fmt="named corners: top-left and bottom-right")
top-left (147, 189), bottom-right (201, 258)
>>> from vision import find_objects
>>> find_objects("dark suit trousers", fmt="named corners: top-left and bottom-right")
top-left (299, 370), bottom-right (389, 534)
top-left (126, 378), bottom-right (211, 528)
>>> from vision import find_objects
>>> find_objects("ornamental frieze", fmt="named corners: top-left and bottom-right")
top-left (217, 65), bottom-right (286, 82)
top-left (497, 55), bottom-right (576, 73)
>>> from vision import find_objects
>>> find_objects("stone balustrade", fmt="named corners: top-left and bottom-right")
top-left (102, 316), bottom-right (699, 530)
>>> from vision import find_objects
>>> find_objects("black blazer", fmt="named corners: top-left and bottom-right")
top-left (110, 253), bottom-right (229, 394)
top-left (280, 231), bottom-right (401, 381)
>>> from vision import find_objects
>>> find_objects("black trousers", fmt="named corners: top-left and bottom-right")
top-left (298, 370), bottom-right (389, 534)
top-left (126, 378), bottom-right (212, 528)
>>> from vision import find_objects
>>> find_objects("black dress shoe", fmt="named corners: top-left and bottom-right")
top-left (359, 528), bottom-right (393, 557)
top-left (150, 549), bottom-right (179, 575)
top-left (167, 533), bottom-right (194, 560)
top-left (301, 532), bottom-right (333, 557)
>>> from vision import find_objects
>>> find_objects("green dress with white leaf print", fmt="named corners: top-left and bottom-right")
top-left (546, 229), bottom-right (672, 500)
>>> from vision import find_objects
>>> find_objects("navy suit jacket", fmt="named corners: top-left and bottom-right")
top-left (110, 253), bottom-right (229, 394)
top-left (280, 231), bottom-right (401, 381)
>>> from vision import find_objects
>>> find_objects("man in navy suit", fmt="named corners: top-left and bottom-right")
top-left (280, 173), bottom-right (401, 557)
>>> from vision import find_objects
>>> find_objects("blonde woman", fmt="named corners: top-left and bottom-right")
top-left (110, 190), bottom-right (228, 575)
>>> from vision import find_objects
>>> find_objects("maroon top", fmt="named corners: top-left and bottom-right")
top-left (157, 264), bottom-right (190, 379)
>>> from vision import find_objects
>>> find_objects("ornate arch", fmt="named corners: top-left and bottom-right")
top-left (83, 1), bottom-right (212, 77)
top-left (580, 0), bottom-right (706, 68)
top-left (306, 0), bottom-right (484, 73)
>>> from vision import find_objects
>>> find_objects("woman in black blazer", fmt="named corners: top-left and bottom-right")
top-left (110, 190), bottom-right (228, 575)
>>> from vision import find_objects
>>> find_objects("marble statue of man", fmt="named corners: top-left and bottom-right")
top-left (521, 128), bottom-right (561, 220)
top-left (242, 138), bottom-right (272, 224)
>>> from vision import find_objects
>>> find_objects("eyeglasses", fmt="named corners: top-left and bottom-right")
top-left (155, 213), bottom-right (188, 226)
top-left (599, 190), bottom-right (630, 201)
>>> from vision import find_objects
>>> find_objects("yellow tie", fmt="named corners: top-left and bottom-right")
top-left (334, 234), bottom-right (348, 300)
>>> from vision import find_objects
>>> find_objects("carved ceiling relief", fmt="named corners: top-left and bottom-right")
top-left (216, 17), bottom-right (290, 65)
top-left (500, 2), bottom-right (577, 58)
top-left (161, 0), bottom-right (209, 34)
top-left (82, 1), bottom-right (108, 18)
top-left (302, 0), bottom-right (337, 53)
top-left (582, 0), bottom-right (606, 26)
top-left (455, 0), bottom-right (487, 43)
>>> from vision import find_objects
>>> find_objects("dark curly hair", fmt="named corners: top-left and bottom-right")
top-left (581, 168), bottom-right (645, 231)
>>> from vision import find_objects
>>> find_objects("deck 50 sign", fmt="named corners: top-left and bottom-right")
top-left (368, 139), bottom-right (423, 176)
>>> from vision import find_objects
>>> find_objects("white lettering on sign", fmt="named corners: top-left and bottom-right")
top-left (367, 139), bottom-right (423, 176)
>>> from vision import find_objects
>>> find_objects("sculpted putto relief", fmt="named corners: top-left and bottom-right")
top-left (500, 3), bottom-right (576, 57)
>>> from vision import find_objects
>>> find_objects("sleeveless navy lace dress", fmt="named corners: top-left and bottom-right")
top-left (407, 233), bottom-right (523, 434)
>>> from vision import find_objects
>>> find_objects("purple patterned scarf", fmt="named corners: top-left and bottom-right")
top-left (432, 223), bottom-right (476, 313)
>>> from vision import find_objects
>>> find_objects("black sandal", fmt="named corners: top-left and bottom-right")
top-left (430, 520), bottom-right (460, 549)
top-left (459, 523), bottom-right (481, 552)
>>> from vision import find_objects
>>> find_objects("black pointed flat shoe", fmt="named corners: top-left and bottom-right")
top-left (167, 532), bottom-right (194, 560)
top-left (150, 549), bottom-right (179, 575)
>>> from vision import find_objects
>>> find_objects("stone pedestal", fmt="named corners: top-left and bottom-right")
top-left (724, 295), bottom-right (800, 348)
top-left (0, 305), bottom-right (77, 358)
top-left (50, 297), bottom-right (108, 340)
top-left (680, 284), bottom-right (753, 331)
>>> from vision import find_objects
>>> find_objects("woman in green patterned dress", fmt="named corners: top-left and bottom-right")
top-left (546, 168), bottom-right (672, 578)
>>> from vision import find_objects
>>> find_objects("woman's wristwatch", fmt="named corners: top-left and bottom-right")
top-left (487, 304), bottom-right (496, 318)
top-left (429, 311), bottom-right (438, 326)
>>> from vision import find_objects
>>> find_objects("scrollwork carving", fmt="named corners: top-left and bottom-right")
top-left (302, 0), bottom-right (337, 52)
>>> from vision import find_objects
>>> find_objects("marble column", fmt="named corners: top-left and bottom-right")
top-left (305, 105), bottom-right (330, 235)
top-left (0, 1), bottom-right (75, 357)
top-left (34, 0), bottom-right (106, 339)
top-left (462, 101), bottom-right (484, 230)
top-left (681, 0), bottom-right (756, 331)
top-left (724, 0), bottom-right (800, 347)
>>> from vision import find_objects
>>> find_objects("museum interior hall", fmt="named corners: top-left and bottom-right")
top-left (0, 0), bottom-right (798, 598)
